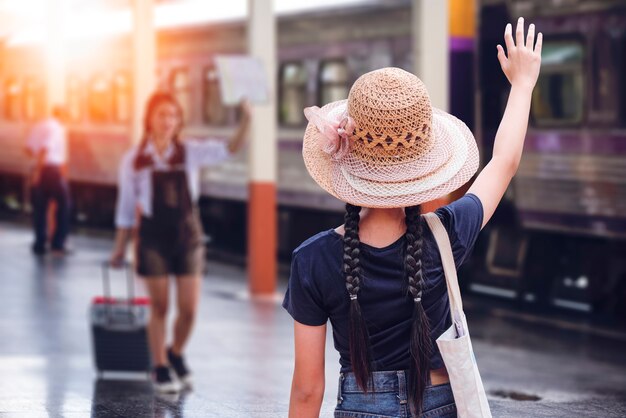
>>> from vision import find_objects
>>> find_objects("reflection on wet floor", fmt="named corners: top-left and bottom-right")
top-left (91, 379), bottom-right (194, 418)
top-left (0, 221), bottom-right (625, 417)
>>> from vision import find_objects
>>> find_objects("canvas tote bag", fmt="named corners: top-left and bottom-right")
top-left (424, 212), bottom-right (492, 418)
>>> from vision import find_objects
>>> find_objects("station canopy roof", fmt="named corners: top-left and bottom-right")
top-left (0, 0), bottom-right (399, 46)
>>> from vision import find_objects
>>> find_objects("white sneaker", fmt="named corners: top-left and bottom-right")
top-left (167, 348), bottom-right (193, 389)
top-left (153, 366), bottom-right (182, 393)
top-left (179, 373), bottom-right (193, 389)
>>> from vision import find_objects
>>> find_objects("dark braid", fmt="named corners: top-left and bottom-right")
top-left (343, 203), bottom-right (372, 392)
top-left (405, 205), bottom-right (432, 416)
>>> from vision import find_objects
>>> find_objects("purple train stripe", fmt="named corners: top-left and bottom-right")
top-left (278, 139), bottom-right (304, 151)
top-left (279, 34), bottom-right (474, 62)
top-left (520, 210), bottom-right (626, 237)
top-left (524, 132), bottom-right (626, 156)
top-left (450, 36), bottom-right (474, 52)
top-left (279, 39), bottom-right (378, 61)
top-left (200, 182), bottom-right (344, 211)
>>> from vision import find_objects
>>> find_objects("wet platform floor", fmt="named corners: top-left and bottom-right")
top-left (0, 220), bottom-right (625, 417)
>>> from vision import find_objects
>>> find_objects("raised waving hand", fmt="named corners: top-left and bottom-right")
top-left (467, 17), bottom-right (542, 228)
top-left (497, 17), bottom-right (542, 88)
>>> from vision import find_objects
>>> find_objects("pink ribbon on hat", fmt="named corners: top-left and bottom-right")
top-left (304, 106), bottom-right (355, 161)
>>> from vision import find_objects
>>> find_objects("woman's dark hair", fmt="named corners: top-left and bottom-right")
top-left (404, 205), bottom-right (432, 416)
top-left (142, 91), bottom-right (184, 140)
top-left (342, 203), bottom-right (371, 390)
top-left (135, 91), bottom-right (185, 169)
top-left (342, 203), bottom-right (431, 416)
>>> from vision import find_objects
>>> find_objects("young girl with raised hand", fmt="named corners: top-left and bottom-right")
top-left (284, 18), bottom-right (541, 417)
top-left (111, 92), bottom-right (250, 393)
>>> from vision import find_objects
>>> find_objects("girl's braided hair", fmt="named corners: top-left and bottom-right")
top-left (342, 203), bottom-right (431, 415)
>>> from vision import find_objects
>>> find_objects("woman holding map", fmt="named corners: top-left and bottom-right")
top-left (110, 91), bottom-right (250, 393)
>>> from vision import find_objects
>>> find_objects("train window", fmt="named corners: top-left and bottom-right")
top-left (113, 72), bottom-right (131, 123)
top-left (203, 66), bottom-right (227, 125)
top-left (589, 32), bottom-right (619, 125)
top-left (4, 77), bottom-right (21, 120)
top-left (319, 60), bottom-right (349, 105)
top-left (89, 75), bottom-right (111, 123)
top-left (170, 69), bottom-right (191, 124)
top-left (23, 77), bottom-right (44, 121)
top-left (66, 76), bottom-right (82, 122)
top-left (531, 41), bottom-right (584, 126)
top-left (280, 62), bottom-right (308, 125)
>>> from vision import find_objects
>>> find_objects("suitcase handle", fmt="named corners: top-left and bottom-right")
top-left (100, 261), bottom-right (141, 324)
top-left (101, 261), bottom-right (135, 301)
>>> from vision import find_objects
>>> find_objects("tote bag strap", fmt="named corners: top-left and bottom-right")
top-left (423, 212), bottom-right (464, 316)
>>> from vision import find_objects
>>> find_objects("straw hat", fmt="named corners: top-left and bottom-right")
top-left (302, 67), bottom-right (479, 208)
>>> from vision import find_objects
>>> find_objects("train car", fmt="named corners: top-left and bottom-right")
top-left (0, 32), bottom-right (133, 223)
top-left (473, 0), bottom-right (626, 317)
top-left (0, 0), bottom-right (474, 258)
top-left (5, 0), bottom-right (625, 318)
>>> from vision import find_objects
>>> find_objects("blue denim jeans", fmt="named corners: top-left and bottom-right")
top-left (334, 370), bottom-right (456, 418)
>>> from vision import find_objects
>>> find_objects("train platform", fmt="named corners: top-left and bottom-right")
top-left (0, 220), bottom-right (625, 417)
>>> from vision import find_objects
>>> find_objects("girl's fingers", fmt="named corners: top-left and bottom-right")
top-left (496, 44), bottom-right (507, 66)
top-left (516, 17), bottom-right (525, 47)
top-left (526, 23), bottom-right (535, 49)
top-left (535, 32), bottom-right (543, 56)
top-left (504, 23), bottom-right (515, 52)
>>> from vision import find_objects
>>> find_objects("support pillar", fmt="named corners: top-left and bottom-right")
top-left (412, 0), bottom-right (450, 212)
top-left (131, 0), bottom-right (156, 144)
top-left (412, 0), bottom-right (449, 110)
top-left (247, 0), bottom-right (277, 295)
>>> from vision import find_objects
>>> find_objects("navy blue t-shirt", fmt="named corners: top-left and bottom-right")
top-left (282, 193), bottom-right (484, 372)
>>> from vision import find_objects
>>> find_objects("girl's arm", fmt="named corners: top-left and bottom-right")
top-left (227, 99), bottom-right (251, 154)
top-left (289, 322), bottom-right (327, 418)
top-left (110, 228), bottom-right (132, 266)
top-left (467, 17), bottom-right (542, 229)
top-left (110, 152), bottom-right (136, 266)
top-left (188, 100), bottom-right (251, 167)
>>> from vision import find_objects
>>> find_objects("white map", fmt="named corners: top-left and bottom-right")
top-left (215, 55), bottom-right (269, 106)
